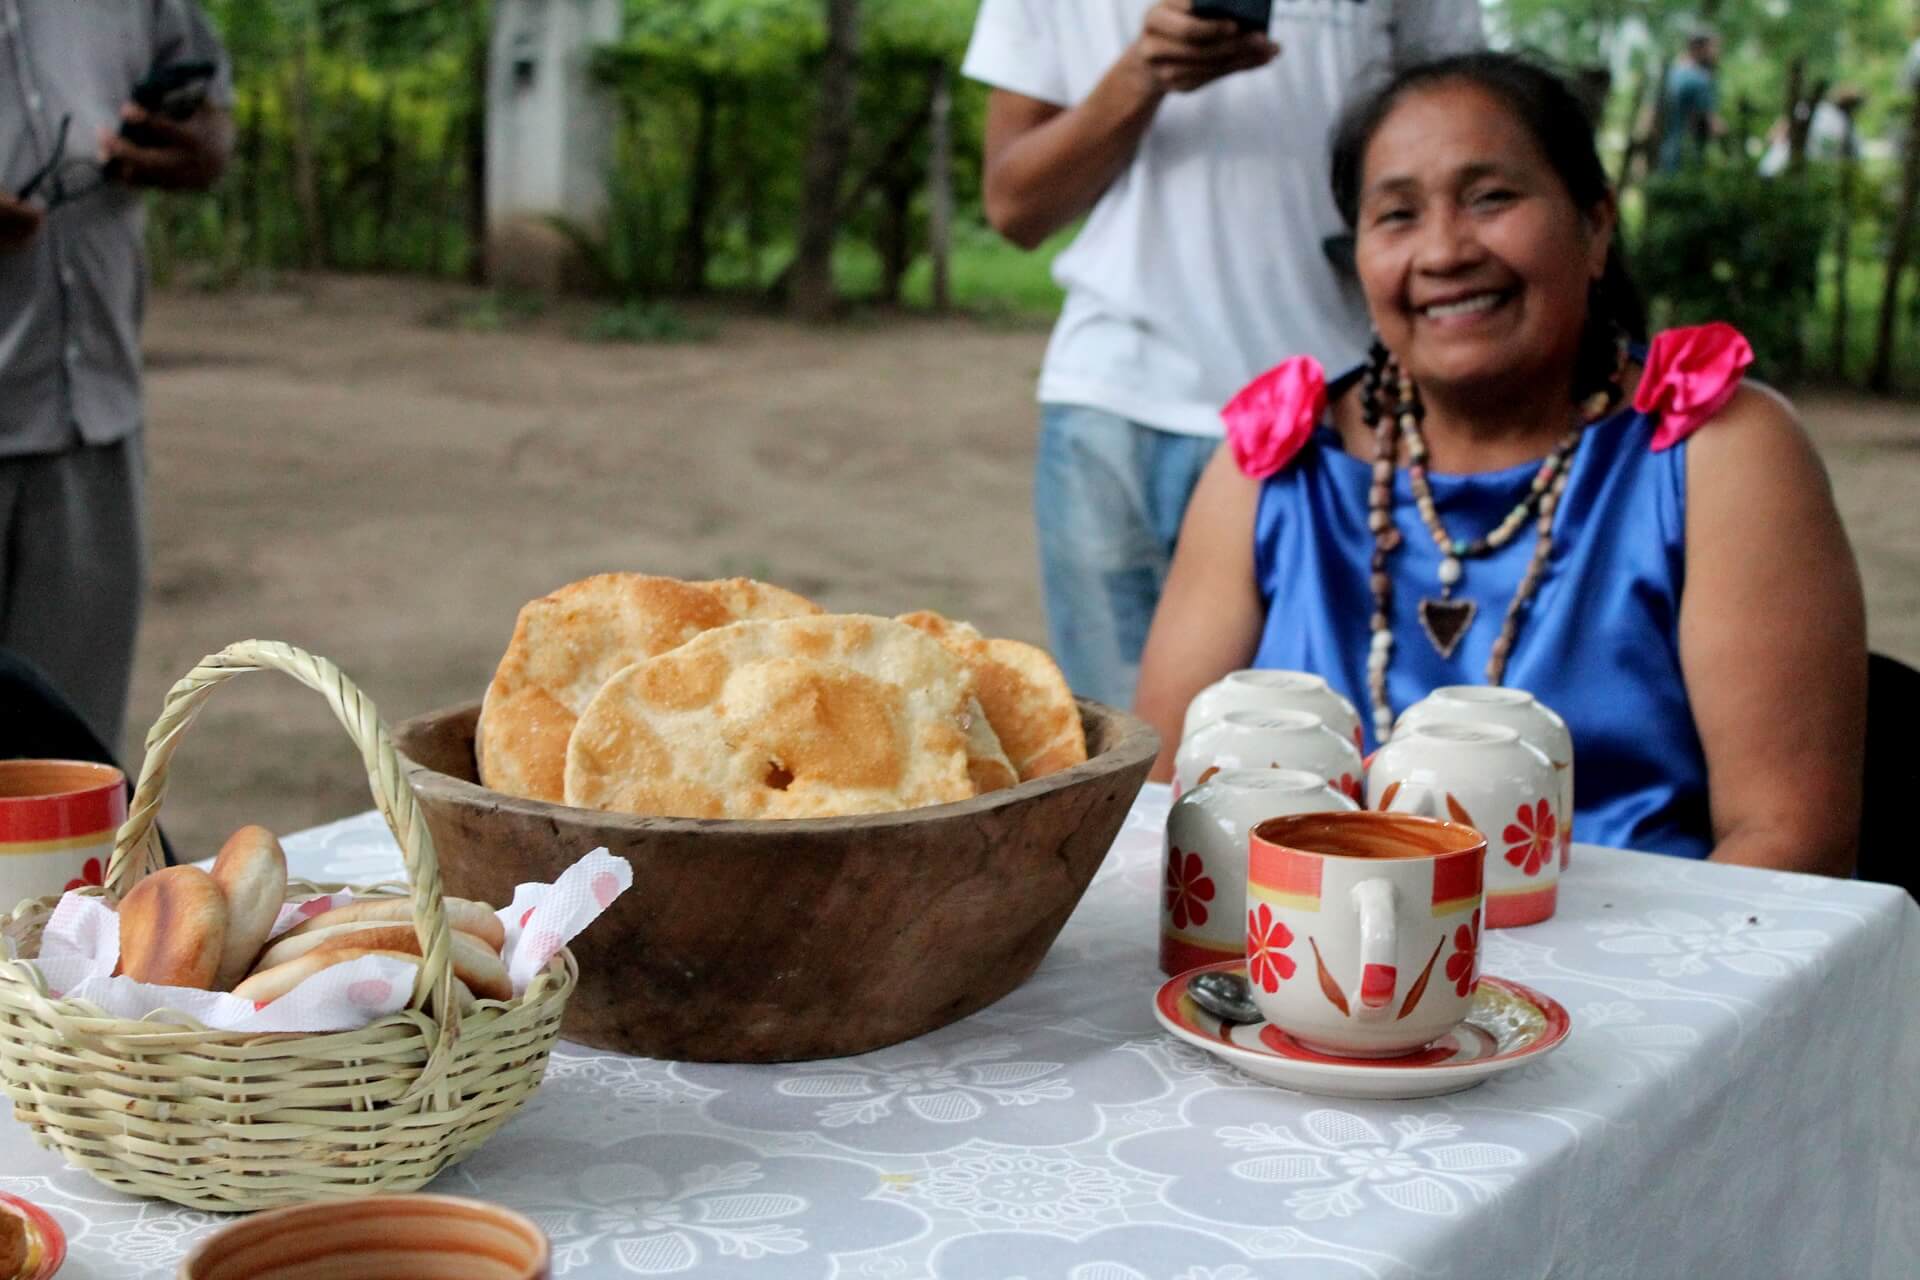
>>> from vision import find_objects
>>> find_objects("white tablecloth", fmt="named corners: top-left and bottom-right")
top-left (4, 786), bottom-right (1916, 1279)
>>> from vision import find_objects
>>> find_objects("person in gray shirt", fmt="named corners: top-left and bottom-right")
top-left (0, 1), bottom-right (233, 749)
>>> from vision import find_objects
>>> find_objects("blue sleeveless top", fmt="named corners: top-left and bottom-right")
top-left (1249, 393), bottom-right (1714, 860)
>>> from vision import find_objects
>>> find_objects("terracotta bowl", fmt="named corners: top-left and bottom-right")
top-left (178, 1194), bottom-right (549, 1279)
top-left (394, 699), bottom-right (1158, 1062)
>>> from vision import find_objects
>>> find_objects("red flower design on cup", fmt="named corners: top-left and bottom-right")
top-left (1247, 903), bottom-right (1297, 993)
top-left (1336, 773), bottom-right (1363, 804)
top-left (1503, 800), bottom-right (1557, 876)
top-left (1445, 908), bottom-right (1481, 998)
top-left (63, 857), bottom-right (104, 893)
top-left (1164, 847), bottom-right (1216, 931)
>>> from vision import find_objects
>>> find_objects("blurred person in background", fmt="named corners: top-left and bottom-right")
top-left (0, 2), bottom-right (233, 750)
top-left (1758, 86), bottom-right (1866, 178)
top-left (1657, 24), bottom-right (1725, 172)
top-left (962, 0), bottom-right (1482, 710)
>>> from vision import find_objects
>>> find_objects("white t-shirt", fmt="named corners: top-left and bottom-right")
top-left (963, 0), bottom-right (1484, 436)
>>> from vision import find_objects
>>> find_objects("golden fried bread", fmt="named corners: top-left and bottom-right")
top-left (250, 924), bottom-right (512, 1001)
top-left (279, 896), bottom-right (506, 951)
top-left (0, 1209), bottom-right (27, 1280)
top-left (117, 865), bottom-right (230, 989)
top-left (478, 573), bottom-right (821, 801)
top-left (898, 610), bottom-right (1087, 781)
top-left (565, 614), bottom-right (1013, 818)
top-left (209, 825), bottom-right (289, 991)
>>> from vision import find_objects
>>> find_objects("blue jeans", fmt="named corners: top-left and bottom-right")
top-left (1034, 404), bottom-right (1220, 709)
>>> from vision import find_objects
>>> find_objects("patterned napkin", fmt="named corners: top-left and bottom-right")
top-left (21, 849), bottom-right (631, 1032)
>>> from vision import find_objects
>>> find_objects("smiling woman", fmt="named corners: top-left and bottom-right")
top-left (1134, 52), bottom-right (1867, 875)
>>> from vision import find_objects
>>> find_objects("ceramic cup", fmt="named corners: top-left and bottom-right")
top-left (178, 1194), bottom-right (551, 1280)
top-left (1173, 709), bottom-right (1364, 803)
top-left (1181, 669), bottom-right (1365, 756)
top-left (1246, 811), bottom-right (1485, 1058)
top-left (1162, 768), bottom-right (1357, 976)
top-left (1397, 685), bottom-right (1575, 869)
top-left (0, 760), bottom-right (126, 911)
top-left (1367, 722), bottom-right (1560, 928)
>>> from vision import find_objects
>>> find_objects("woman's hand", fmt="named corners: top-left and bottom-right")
top-left (1679, 386), bottom-right (1866, 875)
top-left (1135, 445), bottom-right (1267, 780)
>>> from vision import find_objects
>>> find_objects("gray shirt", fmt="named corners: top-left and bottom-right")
top-left (0, 0), bottom-right (231, 458)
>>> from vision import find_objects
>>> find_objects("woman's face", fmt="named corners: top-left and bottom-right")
top-left (1353, 81), bottom-right (1613, 402)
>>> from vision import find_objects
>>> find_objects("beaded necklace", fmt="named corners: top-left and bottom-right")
top-left (1361, 341), bottom-right (1626, 743)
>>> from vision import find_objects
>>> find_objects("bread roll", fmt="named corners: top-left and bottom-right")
top-left (117, 865), bottom-right (229, 989)
top-left (278, 896), bottom-right (505, 951)
top-left (233, 947), bottom-right (421, 1005)
top-left (209, 825), bottom-right (289, 991)
top-left (252, 922), bottom-right (512, 1001)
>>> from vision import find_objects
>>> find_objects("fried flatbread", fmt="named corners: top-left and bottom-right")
top-left (564, 614), bottom-right (1015, 818)
top-left (898, 610), bottom-right (1087, 781)
top-left (477, 573), bottom-right (820, 801)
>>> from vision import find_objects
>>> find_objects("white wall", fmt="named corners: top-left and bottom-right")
top-left (487, 0), bottom-right (622, 234)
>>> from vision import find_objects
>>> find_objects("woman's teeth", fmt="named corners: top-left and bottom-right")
top-left (1422, 293), bottom-right (1503, 319)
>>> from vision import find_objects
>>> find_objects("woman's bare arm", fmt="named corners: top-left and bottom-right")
top-left (1136, 446), bottom-right (1267, 780)
top-left (1679, 386), bottom-right (1866, 874)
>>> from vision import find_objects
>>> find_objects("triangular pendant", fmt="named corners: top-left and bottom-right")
top-left (1419, 597), bottom-right (1477, 659)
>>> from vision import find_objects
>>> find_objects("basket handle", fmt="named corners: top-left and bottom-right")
top-left (106, 642), bottom-right (462, 1035)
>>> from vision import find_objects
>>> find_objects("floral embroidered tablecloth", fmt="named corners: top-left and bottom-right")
top-left (4, 785), bottom-right (1916, 1279)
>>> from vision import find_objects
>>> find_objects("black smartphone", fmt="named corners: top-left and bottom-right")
top-left (1191, 0), bottom-right (1273, 31)
top-left (122, 59), bottom-right (217, 141)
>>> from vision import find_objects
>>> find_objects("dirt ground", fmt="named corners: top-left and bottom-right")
top-left (124, 274), bottom-right (1920, 860)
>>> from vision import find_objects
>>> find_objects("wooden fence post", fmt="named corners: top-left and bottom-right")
top-left (929, 59), bottom-right (953, 312)
top-left (1870, 90), bottom-right (1920, 393)
top-left (1832, 104), bottom-right (1857, 379)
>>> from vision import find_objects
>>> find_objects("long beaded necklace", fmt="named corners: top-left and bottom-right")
top-left (1361, 342), bottom-right (1626, 744)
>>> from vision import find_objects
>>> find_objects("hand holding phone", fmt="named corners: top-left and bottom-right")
top-left (1137, 0), bottom-right (1277, 94)
top-left (100, 60), bottom-right (227, 192)
top-left (1190, 0), bottom-right (1273, 32)
top-left (120, 60), bottom-right (217, 148)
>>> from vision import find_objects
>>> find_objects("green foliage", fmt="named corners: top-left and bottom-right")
top-left (1637, 164), bottom-right (1835, 376)
top-left (581, 299), bottom-right (712, 343)
top-left (422, 290), bottom-right (549, 333)
top-left (591, 0), bottom-right (988, 299)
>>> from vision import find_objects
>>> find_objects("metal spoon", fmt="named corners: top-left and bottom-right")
top-left (1187, 970), bottom-right (1263, 1025)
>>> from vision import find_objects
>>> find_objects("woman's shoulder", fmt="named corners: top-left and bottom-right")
top-left (1222, 356), bottom-right (1330, 479)
top-left (1632, 322), bottom-right (1763, 451)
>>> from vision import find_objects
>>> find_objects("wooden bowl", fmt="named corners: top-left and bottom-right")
top-left (179, 1194), bottom-right (548, 1279)
top-left (394, 699), bottom-right (1157, 1062)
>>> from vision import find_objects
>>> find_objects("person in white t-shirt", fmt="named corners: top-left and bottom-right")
top-left (963, 0), bottom-right (1483, 710)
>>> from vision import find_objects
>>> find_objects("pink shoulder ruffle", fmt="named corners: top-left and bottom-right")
top-left (1223, 356), bottom-right (1326, 479)
top-left (1633, 323), bottom-right (1754, 451)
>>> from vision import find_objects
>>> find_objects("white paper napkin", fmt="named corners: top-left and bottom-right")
top-left (22, 849), bottom-right (631, 1032)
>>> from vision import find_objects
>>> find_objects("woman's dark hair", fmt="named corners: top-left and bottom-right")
top-left (1328, 52), bottom-right (1647, 398)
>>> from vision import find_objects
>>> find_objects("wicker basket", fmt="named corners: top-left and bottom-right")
top-left (0, 641), bottom-right (577, 1212)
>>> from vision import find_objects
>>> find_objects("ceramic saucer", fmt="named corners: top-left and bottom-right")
top-left (1154, 960), bottom-right (1569, 1100)
top-left (0, 1191), bottom-right (65, 1279)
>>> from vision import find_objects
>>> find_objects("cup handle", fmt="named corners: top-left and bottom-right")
top-left (1381, 780), bottom-right (1443, 819)
top-left (1350, 878), bottom-right (1398, 1018)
